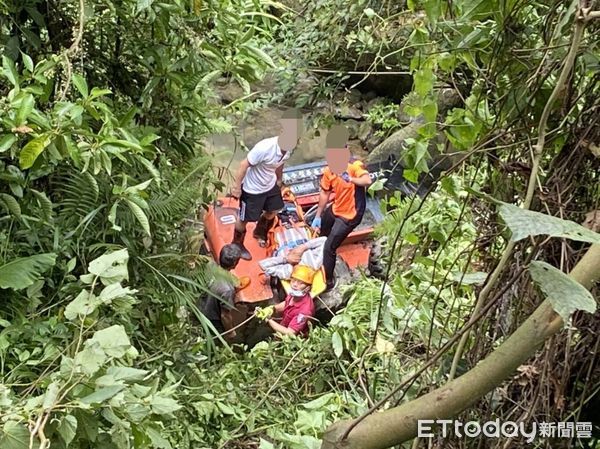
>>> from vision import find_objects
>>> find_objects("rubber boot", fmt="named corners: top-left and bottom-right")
top-left (253, 215), bottom-right (275, 247)
top-left (232, 228), bottom-right (252, 260)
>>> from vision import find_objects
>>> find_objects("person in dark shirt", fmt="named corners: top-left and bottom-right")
top-left (199, 244), bottom-right (245, 336)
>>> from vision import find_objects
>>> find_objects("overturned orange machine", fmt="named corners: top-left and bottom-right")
top-left (201, 160), bottom-right (389, 335)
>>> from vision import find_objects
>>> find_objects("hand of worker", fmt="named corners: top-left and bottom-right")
top-left (311, 216), bottom-right (321, 230)
top-left (255, 305), bottom-right (274, 321)
top-left (230, 185), bottom-right (242, 199)
top-left (340, 171), bottom-right (351, 183)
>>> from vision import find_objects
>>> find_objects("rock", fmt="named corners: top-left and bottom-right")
top-left (334, 104), bottom-right (364, 120)
top-left (358, 121), bottom-right (373, 144)
top-left (348, 140), bottom-right (369, 158)
top-left (363, 90), bottom-right (378, 101)
top-left (437, 88), bottom-right (463, 114)
top-left (367, 118), bottom-right (424, 163)
top-left (344, 119), bottom-right (362, 140)
top-left (365, 132), bottom-right (384, 152)
top-left (215, 78), bottom-right (245, 104)
top-left (347, 88), bottom-right (362, 105)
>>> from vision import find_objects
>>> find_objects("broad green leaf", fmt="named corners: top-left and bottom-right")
top-left (259, 439), bottom-right (275, 449)
top-left (529, 261), bottom-right (596, 324)
top-left (1, 56), bottom-right (19, 87)
top-left (0, 421), bottom-right (29, 449)
top-left (0, 253), bottom-right (56, 290)
top-left (452, 271), bottom-right (489, 285)
top-left (87, 325), bottom-right (132, 358)
top-left (89, 87), bottom-right (112, 99)
top-left (99, 283), bottom-right (137, 301)
top-left (80, 385), bottom-right (125, 404)
top-left (0, 193), bottom-right (21, 218)
top-left (19, 134), bottom-right (51, 169)
top-left (21, 53), bottom-right (34, 72)
top-left (72, 73), bottom-right (88, 97)
top-left (150, 395), bottom-right (182, 414)
top-left (126, 199), bottom-right (151, 236)
top-left (88, 249), bottom-right (129, 284)
top-left (135, 0), bottom-right (152, 14)
top-left (43, 381), bottom-right (61, 409)
top-left (74, 346), bottom-right (106, 376)
top-left (498, 203), bottom-right (600, 244)
top-left (331, 331), bottom-right (343, 358)
top-left (15, 94), bottom-right (34, 125)
top-left (0, 134), bottom-right (17, 153)
top-left (146, 426), bottom-right (172, 449)
top-left (64, 291), bottom-right (101, 321)
top-left (105, 366), bottom-right (148, 382)
top-left (301, 392), bottom-right (335, 410)
top-left (57, 415), bottom-right (78, 446)
top-left (413, 68), bottom-right (435, 97)
top-left (403, 169), bottom-right (419, 183)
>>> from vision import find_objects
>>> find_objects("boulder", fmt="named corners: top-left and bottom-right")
top-left (334, 103), bottom-right (364, 120)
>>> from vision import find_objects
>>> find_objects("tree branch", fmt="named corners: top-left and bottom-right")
top-left (321, 244), bottom-right (600, 449)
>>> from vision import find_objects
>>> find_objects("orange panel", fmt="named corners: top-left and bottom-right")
top-left (337, 241), bottom-right (371, 270)
top-left (203, 197), bottom-right (274, 304)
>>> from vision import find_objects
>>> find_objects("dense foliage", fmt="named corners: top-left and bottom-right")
top-left (1, 0), bottom-right (599, 448)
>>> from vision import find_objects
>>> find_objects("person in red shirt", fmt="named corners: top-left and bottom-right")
top-left (311, 125), bottom-right (372, 291)
top-left (266, 265), bottom-right (316, 337)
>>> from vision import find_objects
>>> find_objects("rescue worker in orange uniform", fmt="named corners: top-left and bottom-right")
top-left (311, 125), bottom-right (372, 291)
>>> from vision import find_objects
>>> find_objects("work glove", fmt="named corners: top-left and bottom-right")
top-left (340, 171), bottom-right (351, 183)
top-left (311, 216), bottom-right (321, 229)
top-left (255, 305), bottom-right (274, 321)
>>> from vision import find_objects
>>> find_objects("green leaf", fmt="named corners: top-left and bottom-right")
top-left (0, 193), bottom-right (21, 218)
top-left (43, 381), bottom-right (61, 409)
top-left (64, 291), bottom-right (101, 321)
top-left (136, 0), bottom-right (152, 14)
top-left (498, 203), bottom-right (600, 244)
top-left (452, 271), bottom-right (488, 285)
top-left (31, 189), bottom-right (53, 221)
top-left (72, 73), bottom-right (89, 97)
top-left (529, 261), bottom-right (596, 324)
top-left (126, 199), bottom-right (151, 236)
top-left (20, 134), bottom-right (51, 169)
top-left (99, 283), bottom-right (137, 301)
top-left (331, 331), bottom-right (343, 358)
top-left (74, 346), bottom-right (106, 376)
top-left (88, 249), bottom-right (129, 284)
top-left (0, 134), bottom-right (17, 153)
top-left (57, 415), bottom-right (78, 446)
top-left (413, 68), bottom-right (435, 97)
top-left (146, 426), bottom-right (172, 449)
top-left (105, 366), bottom-right (148, 382)
top-left (403, 169), bottom-right (419, 183)
top-left (87, 325), bottom-right (132, 358)
top-left (1, 56), bottom-right (19, 87)
top-left (0, 421), bottom-right (29, 449)
top-left (80, 385), bottom-right (125, 405)
top-left (0, 253), bottom-right (56, 290)
top-left (16, 94), bottom-right (34, 125)
top-left (150, 395), bottom-right (182, 415)
top-left (244, 44), bottom-right (276, 68)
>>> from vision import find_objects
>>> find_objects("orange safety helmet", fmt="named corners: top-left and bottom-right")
top-left (291, 265), bottom-right (316, 285)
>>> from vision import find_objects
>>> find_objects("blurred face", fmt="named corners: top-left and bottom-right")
top-left (290, 278), bottom-right (310, 292)
top-left (326, 147), bottom-right (350, 175)
top-left (278, 118), bottom-right (302, 152)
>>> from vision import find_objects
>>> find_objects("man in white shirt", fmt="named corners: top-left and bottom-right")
top-left (230, 109), bottom-right (303, 260)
